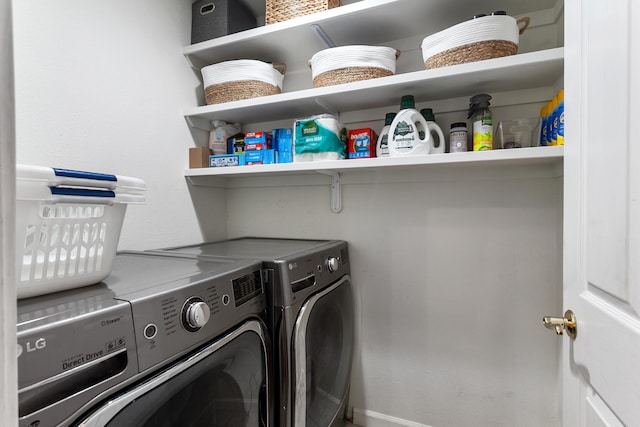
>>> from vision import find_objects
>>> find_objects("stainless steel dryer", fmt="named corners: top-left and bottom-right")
top-left (151, 238), bottom-right (354, 427)
top-left (17, 251), bottom-right (272, 427)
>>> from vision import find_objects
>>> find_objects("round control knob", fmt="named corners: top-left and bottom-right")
top-left (182, 298), bottom-right (210, 332)
top-left (186, 301), bottom-right (210, 329)
top-left (326, 256), bottom-right (339, 273)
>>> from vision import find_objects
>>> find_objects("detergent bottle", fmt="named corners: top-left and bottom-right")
top-left (540, 104), bottom-right (548, 146)
top-left (388, 95), bottom-right (438, 156)
top-left (376, 112), bottom-right (396, 157)
top-left (556, 89), bottom-right (564, 146)
top-left (420, 108), bottom-right (446, 154)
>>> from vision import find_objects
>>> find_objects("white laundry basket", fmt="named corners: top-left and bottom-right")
top-left (16, 165), bottom-right (146, 299)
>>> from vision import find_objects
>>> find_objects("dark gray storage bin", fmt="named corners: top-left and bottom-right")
top-left (191, 0), bottom-right (257, 44)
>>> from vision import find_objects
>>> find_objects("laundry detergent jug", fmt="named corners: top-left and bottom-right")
top-left (388, 95), bottom-right (441, 156)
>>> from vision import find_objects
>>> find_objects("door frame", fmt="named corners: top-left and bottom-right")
top-left (563, 1), bottom-right (587, 425)
top-left (1, 0), bottom-right (18, 422)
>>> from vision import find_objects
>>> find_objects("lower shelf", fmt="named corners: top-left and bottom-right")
top-left (185, 146), bottom-right (564, 183)
top-left (185, 146), bottom-right (564, 214)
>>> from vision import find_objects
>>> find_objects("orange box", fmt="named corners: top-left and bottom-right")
top-left (348, 128), bottom-right (378, 159)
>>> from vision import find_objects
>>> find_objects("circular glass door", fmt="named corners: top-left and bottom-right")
top-left (78, 321), bottom-right (269, 427)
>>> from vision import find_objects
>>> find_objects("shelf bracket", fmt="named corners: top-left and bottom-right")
top-left (314, 98), bottom-right (339, 118)
top-left (316, 170), bottom-right (342, 213)
top-left (185, 115), bottom-right (212, 132)
top-left (311, 24), bottom-right (336, 48)
top-left (184, 54), bottom-right (198, 70)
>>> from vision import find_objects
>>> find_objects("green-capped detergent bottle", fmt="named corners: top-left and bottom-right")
top-left (388, 95), bottom-right (439, 156)
top-left (420, 108), bottom-right (446, 154)
top-left (376, 112), bottom-right (396, 157)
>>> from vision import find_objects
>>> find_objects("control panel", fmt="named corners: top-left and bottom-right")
top-left (232, 269), bottom-right (262, 307)
top-left (130, 261), bottom-right (265, 373)
top-left (277, 241), bottom-right (350, 307)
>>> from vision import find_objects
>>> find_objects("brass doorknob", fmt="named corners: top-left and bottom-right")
top-left (542, 309), bottom-right (577, 339)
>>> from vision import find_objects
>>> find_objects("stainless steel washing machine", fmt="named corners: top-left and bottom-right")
top-left (17, 251), bottom-right (272, 427)
top-left (150, 238), bottom-right (354, 427)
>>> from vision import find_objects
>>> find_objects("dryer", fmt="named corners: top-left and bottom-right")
top-left (17, 251), bottom-right (272, 427)
top-left (151, 238), bottom-right (355, 427)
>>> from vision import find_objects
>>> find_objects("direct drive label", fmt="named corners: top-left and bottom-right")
top-left (61, 336), bottom-right (126, 371)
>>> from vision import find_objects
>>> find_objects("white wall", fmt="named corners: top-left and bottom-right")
top-left (222, 9), bottom-right (565, 424)
top-left (12, 0), bottom-right (227, 250)
top-left (226, 169), bottom-right (562, 427)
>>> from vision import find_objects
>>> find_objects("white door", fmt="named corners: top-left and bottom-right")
top-left (562, 0), bottom-right (640, 425)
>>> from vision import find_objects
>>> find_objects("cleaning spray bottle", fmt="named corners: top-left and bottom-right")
top-left (376, 112), bottom-right (396, 157)
top-left (468, 94), bottom-right (493, 151)
top-left (388, 95), bottom-right (438, 156)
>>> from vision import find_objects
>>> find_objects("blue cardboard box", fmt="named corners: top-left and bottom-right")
top-left (209, 154), bottom-right (245, 167)
top-left (273, 128), bottom-right (293, 163)
top-left (245, 149), bottom-right (276, 165)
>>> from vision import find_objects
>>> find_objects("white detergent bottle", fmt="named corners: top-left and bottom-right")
top-left (376, 112), bottom-right (396, 157)
top-left (388, 95), bottom-right (435, 156)
top-left (420, 108), bottom-right (446, 154)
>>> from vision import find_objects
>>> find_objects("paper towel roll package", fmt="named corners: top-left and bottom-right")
top-left (293, 114), bottom-right (346, 162)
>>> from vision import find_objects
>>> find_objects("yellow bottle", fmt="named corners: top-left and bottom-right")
top-left (550, 96), bottom-right (559, 146)
top-left (556, 89), bottom-right (564, 146)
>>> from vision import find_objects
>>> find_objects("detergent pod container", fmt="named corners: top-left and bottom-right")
top-left (388, 95), bottom-right (442, 156)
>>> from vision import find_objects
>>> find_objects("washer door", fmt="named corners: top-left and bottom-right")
top-left (77, 320), bottom-right (270, 427)
top-left (292, 275), bottom-right (354, 427)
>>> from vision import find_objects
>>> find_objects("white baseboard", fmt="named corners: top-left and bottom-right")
top-left (351, 408), bottom-right (433, 427)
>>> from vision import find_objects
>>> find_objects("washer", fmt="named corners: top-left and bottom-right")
top-left (151, 238), bottom-right (355, 427)
top-left (17, 251), bottom-right (272, 427)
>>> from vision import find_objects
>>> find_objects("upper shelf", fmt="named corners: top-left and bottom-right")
top-left (184, 0), bottom-right (558, 70)
top-left (183, 47), bottom-right (564, 129)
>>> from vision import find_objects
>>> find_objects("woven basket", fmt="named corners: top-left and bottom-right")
top-left (205, 81), bottom-right (281, 104)
top-left (421, 15), bottom-right (530, 69)
top-left (266, 0), bottom-right (341, 25)
top-left (309, 45), bottom-right (399, 88)
top-left (425, 40), bottom-right (517, 69)
top-left (201, 59), bottom-right (285, 105)
top-left (313, 67), bottom-right (393, 88)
